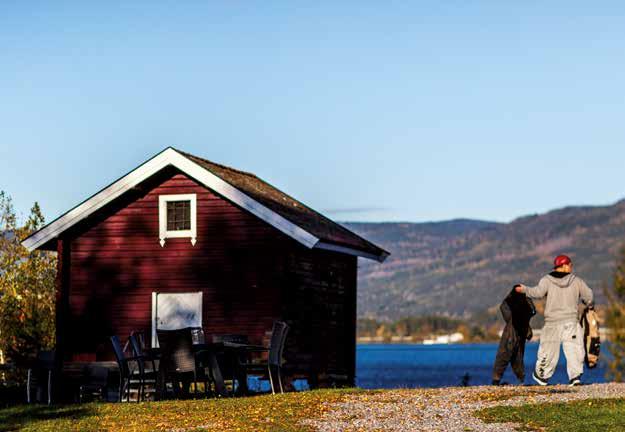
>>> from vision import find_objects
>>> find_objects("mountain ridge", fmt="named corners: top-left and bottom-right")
top-left (345, 199), bottom-right (625, 321)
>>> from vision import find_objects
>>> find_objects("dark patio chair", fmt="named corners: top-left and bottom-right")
top-left (240, 321), bottom-right (289, 394)
top-left (156, 328), bottom-right (203, 398)
top-left (110, 335), bottom-right (143, 402)
top-left (188, 327), bottom-right (216, 395)
top-left (129, 331), bottom-right (157, 367)
top-left (129, 332), bottom-right (158, 401)
top-left (26, 350), bottom-right (55, 404)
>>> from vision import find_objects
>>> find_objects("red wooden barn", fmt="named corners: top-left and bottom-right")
top-left (23, 147), bottom-right (388, 387)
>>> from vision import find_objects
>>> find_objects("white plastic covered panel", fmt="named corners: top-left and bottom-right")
top-left (151, 292), bottom-right (203, 347)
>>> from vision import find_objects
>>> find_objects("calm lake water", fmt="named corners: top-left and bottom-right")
top-left (356, 343), bottom-right (608, 389)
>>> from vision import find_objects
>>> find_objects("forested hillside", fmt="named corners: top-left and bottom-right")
top-left (347, 200), bottom-right (625, 321)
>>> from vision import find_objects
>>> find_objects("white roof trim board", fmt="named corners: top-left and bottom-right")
top-left (22, 148), bottom-right (320, 252)
top-left (315, 241), bottom-right (388, 263)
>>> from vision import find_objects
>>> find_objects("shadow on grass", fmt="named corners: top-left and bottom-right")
top-left (0, 404), bottom-right (95, 432)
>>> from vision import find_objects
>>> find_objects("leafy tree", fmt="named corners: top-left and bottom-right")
top-left (0, 191), bottom-right (56, 370)
top-left (357, 318), bottom-right (381, 338)
top-left (606, 246), bottom-right (625, 381)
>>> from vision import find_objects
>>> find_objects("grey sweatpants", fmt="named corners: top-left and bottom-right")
top-left (535, 320), bottom-right (585, 381)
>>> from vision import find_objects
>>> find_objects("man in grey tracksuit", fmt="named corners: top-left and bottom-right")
top-left (515, 255), bottom-right (593, 386)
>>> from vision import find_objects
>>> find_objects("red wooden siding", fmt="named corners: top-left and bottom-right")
top-left (281, 251), bottom-right (357, 384)
top-left (62, 167), bottom-right (356, 384)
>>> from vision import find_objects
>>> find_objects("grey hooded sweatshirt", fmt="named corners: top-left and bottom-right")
top-left (520, 272), bottom-right (593, 324)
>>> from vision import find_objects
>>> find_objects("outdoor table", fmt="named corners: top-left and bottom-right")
top-left (190, 343), bottom-right (227, 397)
top-left (150, 331), bottom-right (269, 399)
top-left (221, 341), bottom-right (267, 395)
top-left (193, 341), bottom-right (267, 396)
top-left (208, 334), bottom-right (268, 394)
top-left (150, 341), bottom-right (264, 398)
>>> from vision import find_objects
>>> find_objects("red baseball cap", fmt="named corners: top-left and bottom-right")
top-left (554, 255), bottom-right (572, 268)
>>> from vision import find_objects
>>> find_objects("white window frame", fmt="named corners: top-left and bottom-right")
top-left (158, 193), bottom-right (197, 247)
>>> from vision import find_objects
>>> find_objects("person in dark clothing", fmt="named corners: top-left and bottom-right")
top-left (492, 287), bottom-right (536, 385)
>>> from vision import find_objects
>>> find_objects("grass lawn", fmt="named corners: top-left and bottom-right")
top-left (476, 398), bottom-right (625, 432)
top-left (0, 389), bottom-right (358, 432)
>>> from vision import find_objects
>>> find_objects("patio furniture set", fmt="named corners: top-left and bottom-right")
top-left (27, 321), bottom-right (289, 404)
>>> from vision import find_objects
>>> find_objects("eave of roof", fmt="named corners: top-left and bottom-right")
top-left (22, 147), bottom-right (389, 262)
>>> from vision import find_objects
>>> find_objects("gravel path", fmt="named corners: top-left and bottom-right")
top-left (304, 383), bottom-right (625, 431)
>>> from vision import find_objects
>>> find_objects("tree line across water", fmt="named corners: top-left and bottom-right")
top-left (357, 315), bottom-right (501, 343)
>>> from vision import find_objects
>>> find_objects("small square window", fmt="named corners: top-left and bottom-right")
top-left (159, 194), bottom-right (197, 246)
top-left (166, 201), bottom-right (191, 231)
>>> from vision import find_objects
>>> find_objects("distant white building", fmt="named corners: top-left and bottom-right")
top-left (423, 332), bottom-right (464, 345)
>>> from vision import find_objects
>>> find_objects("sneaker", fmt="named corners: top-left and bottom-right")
top-left (532, 372), bottom-right (548, 386)
top-left (569, 376), bottom-right (582, 387)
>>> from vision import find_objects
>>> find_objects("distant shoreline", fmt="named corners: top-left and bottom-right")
top-left (356, 340), bottom-right (500, 346)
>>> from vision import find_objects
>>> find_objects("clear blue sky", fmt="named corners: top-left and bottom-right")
top-left (2, 2), bottom-right (625, 224)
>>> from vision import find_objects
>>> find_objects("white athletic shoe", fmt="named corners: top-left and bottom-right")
top-left (532, 372), bottom-right (548, 386)
top-left (569, 376), bottom-right (582, 387)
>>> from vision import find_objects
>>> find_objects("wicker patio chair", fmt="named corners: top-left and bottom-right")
top-left (156, 328), bottom-right (203, 398)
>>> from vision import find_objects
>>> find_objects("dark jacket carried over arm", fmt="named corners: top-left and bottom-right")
top-left (492, 288), bottom-right (536, 382)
